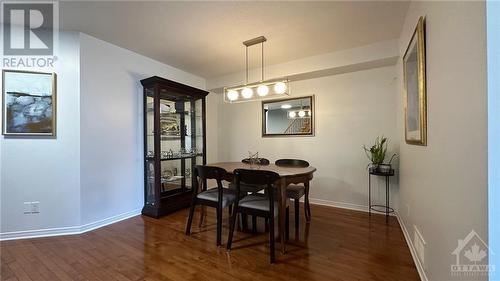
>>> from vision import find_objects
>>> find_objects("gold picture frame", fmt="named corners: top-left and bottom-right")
top-left (403, 16), bottom-right (427, 146)
top-left (2, 70), bottom-right (57, 136)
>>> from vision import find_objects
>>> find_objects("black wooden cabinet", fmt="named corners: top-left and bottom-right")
top-left (141, 76), bottom-right (208, 218)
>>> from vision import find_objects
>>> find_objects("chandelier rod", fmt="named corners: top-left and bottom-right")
top-left (261, 41), bottom-right (264, 82)
top-left (245, 46), bottom-right (249, 84)
top-left (242, 36), bottom-right (267, 84)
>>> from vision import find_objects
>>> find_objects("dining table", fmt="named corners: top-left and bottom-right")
top-left (208, 161), bottom-right (317, 254)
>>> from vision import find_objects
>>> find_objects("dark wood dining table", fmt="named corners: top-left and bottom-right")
top-left (208, 162), bottom-right (316, 253)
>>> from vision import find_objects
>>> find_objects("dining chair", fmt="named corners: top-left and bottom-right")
top-left (185, 165), bottom-right (237, 246)
top-left (228, 157), bottom-right (271, 231)
top-left (275, 159), bottom-right (311, 231)
top-left (226, 169), bottom-right (288, 263)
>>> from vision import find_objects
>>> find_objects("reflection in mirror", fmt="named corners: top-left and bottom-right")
top-left (262, 96), bottom-right (314, 137)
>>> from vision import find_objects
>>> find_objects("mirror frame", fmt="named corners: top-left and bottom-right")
top-left (261, 95), bottom-right (315, 137)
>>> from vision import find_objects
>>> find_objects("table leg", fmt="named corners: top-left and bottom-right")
top-left (278, 178), bottom-right (287, 254)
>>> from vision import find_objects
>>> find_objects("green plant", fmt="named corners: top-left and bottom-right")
top-left (363, 136), bottom-right (388, 167)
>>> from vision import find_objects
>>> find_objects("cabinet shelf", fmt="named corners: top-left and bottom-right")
top-left (145, 153), bottom-right (203, 161)
top-left (146, 107), bottom-right (202, 118)
top-left (146, 134), bottom-right (204, 137)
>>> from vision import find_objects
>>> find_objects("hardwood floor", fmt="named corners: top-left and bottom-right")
top-left (1, 204), bottom-right (420, 281)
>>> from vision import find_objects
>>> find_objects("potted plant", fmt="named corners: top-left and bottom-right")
top-left (363, 136), bottom-right (397, 173)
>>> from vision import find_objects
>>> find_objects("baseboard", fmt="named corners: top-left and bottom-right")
top-left (0, 209), bottom-right (141, 241)
top-left (0, 225), bottom-right (82, 241)
top-left (395, 211), bottom-right (428, 281)
top-left (308, 197), bottom-right (396, 216)
top-left (79, 209), bottom-right (142, 233)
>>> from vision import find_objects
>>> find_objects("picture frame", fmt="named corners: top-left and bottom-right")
top-left (2, 70), bottom-right (57, 136)
top-left (261, 95), bottom-right (315, 137)
top-left (403, 16), bottom-right (427, 146)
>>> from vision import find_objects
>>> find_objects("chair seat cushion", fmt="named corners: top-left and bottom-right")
top-left (228, 182), bottom-right (265, 194)
top-left (197, 188), bottom-right (236, 208)
top-left (286, 184), bottom-right (305, 199)
top-left (238, 194), bottom-right (278, 217)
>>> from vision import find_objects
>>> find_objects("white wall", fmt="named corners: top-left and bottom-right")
top-left (397, 2), bottom-right (487, 281)
top-left (79, 34), bottom-right (208, 225)
top-left (0, 32), bottom-right (81, 233)
top-left (216, 66), bottom-right (399, 210)
top-left (1, 32), bottom-right (211, 238)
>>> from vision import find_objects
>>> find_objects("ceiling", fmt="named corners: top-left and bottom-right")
top-left (60, 1), bottom-right (409, 79)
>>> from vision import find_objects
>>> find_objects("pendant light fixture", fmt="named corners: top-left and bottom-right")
top-left (224, 36), bottom-right (290, 103)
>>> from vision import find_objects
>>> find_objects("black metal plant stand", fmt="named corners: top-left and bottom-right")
top-left (368, 165), bottom-right (395, 222)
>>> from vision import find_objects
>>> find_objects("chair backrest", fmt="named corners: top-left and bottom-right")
top-left (194, 165), bottom-right (227, 194)
top-left (242, 157), bottom-right (270, 165)
top-left (275, 159), bottom-right (309, 168)
top-left (233, 169), bottom-right (280, 204)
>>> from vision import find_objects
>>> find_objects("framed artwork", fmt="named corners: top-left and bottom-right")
top-left (403, 16), bottom-right (427, 146)
top-left (2, 70), bottom-right (57, 136)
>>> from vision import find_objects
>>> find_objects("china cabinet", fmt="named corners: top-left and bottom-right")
top-left (141, 76), bottom-right (208, 218)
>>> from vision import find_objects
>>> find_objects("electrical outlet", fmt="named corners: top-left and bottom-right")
top-left (23, 202), bottom-right (31, 214)
top-left (31, 201), bottom-right (40, 214)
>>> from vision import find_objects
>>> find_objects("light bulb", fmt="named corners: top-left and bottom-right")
top-left (298, 110), bottom-right (306, 117)
top-left (226, 90), bottom-right (239, 101)
top-left (257, 85), bottom-right (269, 97)
top-left (289, 111), bottom-right (296, 118)
top-left (241, 87), bottom-right (253, 99)
top-left (281, 104), bottom-right (292, 109)
top-left (274, 82), bottom-right (287, 94)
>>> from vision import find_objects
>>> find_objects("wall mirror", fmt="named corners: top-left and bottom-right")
top-left (262, 96), bottom-right (314, 137)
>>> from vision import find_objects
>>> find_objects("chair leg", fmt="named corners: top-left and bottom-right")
top-left (198, 206), bottom-right (206, 228)
top-left (285, 206), bottom-right (290, 240)
top-left (242, 214), bottom-right (248, 231)
top-left (216, 207), bottom-right (223, 246)
top-left (269, 215), bottom-right (275, 263)
top-left (236, 213), bottom-right (241, 231)
top-left (294, 199), bottom-right (300, 231)
top-left (305, 197), bottom-right (311, 222)
top-left (285, 207), bottom-right (289, 240)
top-left (185, 198), bottom-right (197, 235)
top-left (227, 209), bottom-right (238, 250)
top-left (252, 215), bottom-right (257, 233)
top-left (228, 205), bottom-right (233, 226)
top-left (305, 183), bottom-right (311, 222)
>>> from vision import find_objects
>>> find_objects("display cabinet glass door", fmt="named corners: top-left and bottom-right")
top-left (141, 76), bottom-right (208, 218)
top-left (145, 94), bottom-right (204, 198)
top-left (158, 96), bottom-right (202, 195)
top-left (145, 87), bottom-right (156, 207)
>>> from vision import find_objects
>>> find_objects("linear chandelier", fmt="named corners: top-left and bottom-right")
top-left (224, 36), bottom-right (290, 103)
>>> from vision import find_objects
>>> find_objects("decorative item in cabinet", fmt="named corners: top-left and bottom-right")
top-left (141, 76), bottom-right (208, 218)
